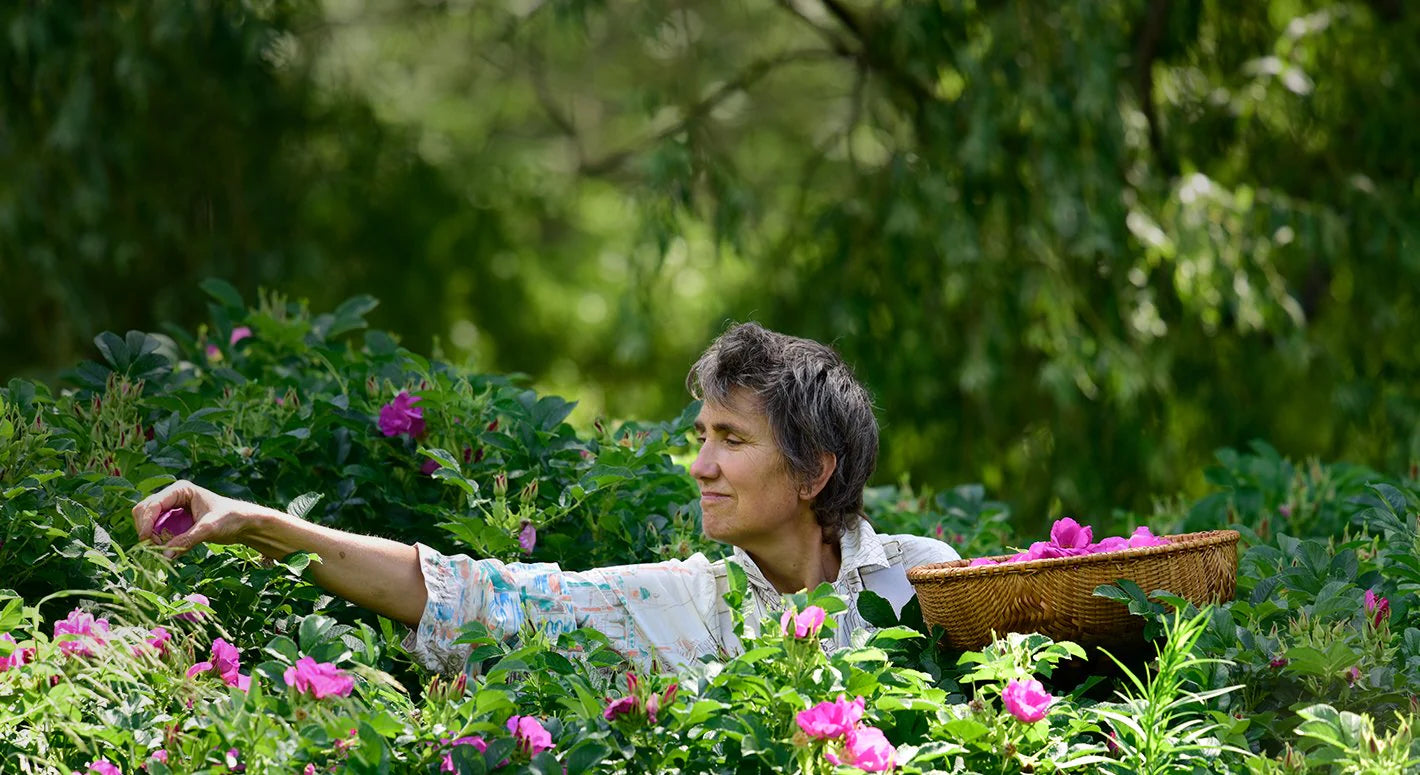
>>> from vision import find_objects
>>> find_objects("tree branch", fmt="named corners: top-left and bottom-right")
top-left (579, 48), bottom-right (841, 177)
top-left (775, 0), bottom-right (858, 57)
top-left (1133, 0), bottom-right (1174, 175)
top-left (811, 0), bottom-right (936, 120)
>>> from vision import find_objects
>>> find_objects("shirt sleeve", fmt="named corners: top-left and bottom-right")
top-left (895, 533), bottom-right (962, 568)
top-left (401, 543), bottom-right (724, 674)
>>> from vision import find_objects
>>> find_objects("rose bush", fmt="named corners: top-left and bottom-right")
top-left (0, 287), bottom-right (1417, 772)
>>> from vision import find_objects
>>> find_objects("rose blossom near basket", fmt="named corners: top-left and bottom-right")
top-left (907, 518), bottom-right (1240, 650)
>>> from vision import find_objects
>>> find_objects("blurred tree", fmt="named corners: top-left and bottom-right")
top-left (3, 0), bottom-right (1417, 526)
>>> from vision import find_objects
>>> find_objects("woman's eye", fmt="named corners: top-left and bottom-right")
top-left (724, 438), bottom-right (743, 447)
top-left (694, 436), bottom-right (706, 445)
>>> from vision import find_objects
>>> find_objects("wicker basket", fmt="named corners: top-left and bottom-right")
top-left (906, 529), bottom-right (1240, 650)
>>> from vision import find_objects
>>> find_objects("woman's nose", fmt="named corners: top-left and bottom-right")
top-left (689, 445), bottom-right (717, 480)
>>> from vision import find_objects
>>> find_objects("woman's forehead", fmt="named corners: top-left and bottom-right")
top-left (695, 388), bottom-right (767, 430)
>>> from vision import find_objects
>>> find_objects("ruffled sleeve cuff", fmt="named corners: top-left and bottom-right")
top-left (401, 542), bottom-right (474, 674)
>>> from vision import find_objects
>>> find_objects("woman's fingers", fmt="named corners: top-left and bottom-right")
top-left (133, 480), bottom-right (189, 541)
top-left (133, 480), bottom-right (212, 542)
top-left (159, 522), bottom-right (202, 559)
top-left (133, 480), bottom-right (256, 557)
top-left (159, 509), bottom-right (228, 559)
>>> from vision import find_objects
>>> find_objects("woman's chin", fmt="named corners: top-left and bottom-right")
top-left (700, 520), bottom-right (734, 545)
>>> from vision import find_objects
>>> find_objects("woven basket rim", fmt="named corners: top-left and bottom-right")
top-left (906, 528), bottom-right (1241, 582)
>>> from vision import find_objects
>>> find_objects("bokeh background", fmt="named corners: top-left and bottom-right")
top-left (3, 0), bottom-right (1417, 526)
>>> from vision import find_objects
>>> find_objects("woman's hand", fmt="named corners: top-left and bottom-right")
top-left (132, 479), bottom-right (428, 626)
top-left (132, 480), bottom-right (280, 559)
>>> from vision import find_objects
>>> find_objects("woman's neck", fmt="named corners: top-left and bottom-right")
top-left (741, 519), bottom-right (843, 594)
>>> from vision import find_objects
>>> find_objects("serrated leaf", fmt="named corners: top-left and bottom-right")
top-left (286, 492), bottom-right (324, 521)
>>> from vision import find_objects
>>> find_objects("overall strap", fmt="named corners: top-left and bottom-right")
top-left (856, 537), bottom-right (914, 617)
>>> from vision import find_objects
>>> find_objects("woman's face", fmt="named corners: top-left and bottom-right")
top-left (690, 388), bottom-right (809, 546)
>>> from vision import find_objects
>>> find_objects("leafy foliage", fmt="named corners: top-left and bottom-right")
top-left (6, 1), bottom-right (1420, 528)
top-left (3, 295), bottom-right (1420, 772)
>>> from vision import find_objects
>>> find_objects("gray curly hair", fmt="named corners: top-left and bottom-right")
top-left (686, 322), bottom-right (878, 544)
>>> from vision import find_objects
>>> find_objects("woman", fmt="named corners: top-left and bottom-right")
top-left (132, 323), bottom-right (959, 673)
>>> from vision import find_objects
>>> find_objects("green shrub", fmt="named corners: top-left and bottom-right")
top-left (3, 288), bottom-right (1420, 773)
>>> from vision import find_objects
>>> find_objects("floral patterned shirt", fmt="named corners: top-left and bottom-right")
top-left (401, 519), bottom-right (959, 674)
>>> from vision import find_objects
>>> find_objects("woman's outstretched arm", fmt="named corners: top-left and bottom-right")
top-left (132, 481), bottom-right (427, 627)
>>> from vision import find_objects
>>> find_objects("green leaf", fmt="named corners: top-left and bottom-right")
top-left (265, 636), bottom-right (300, 663)
top-left (277, 551), bottom-right (317, 574)
top-left (868, 626), bottom-right (923, 643)
top-left (736, 647), bottom-right (779, 664)
top-left (299, 614), bottom-right (336, 651)
top-left (93, 331), bottom-right (129, 370)
top-left (200, 278), bottom-right (244, 310)
top-left (684, 699), bottom-right (730, 725)
top-left (840, 647), bottom-right (889, 663)
top-left (857, 590), bottom-right (897, 628)
top-left (286, 492), bottom-right (324, 521)
top-left (565, 741), bottom-right (611, 773)
top-left (363, 710), bottom-right (406, 737)
top-left (940, 717), bottom-right (991, 742)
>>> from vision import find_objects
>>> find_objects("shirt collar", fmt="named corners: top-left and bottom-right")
top-left (729, 517), bottom-right (888, 592)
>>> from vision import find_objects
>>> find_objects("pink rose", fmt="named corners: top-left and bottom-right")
top-left (143, 626), bottom-right (171, 656)
top-left (797, 695), bottom-right (865, 739)
top-left (1002, 677), bottom-right (1054, 723)
top-left (506, 715), bottom-right (555, 757)
top-left (378, 391), bottom-right (426, 437)
top-left (1366, 589), bottom-right (1391, 628)
top-left (212, 638), bottom-right (241, 681)
top-left (439, 736), bottom-right (486, 771)
top-left (603, 695), bottom-right (638, 721)
top-left (176, 593), bottom-right (210, 622)
top-left (1089, 536), bottom-right (1129, 553)
top-left (54, 607), bottom-right (110, 657)
top-left (829, 725), bottom-right (896, 772)
top-left (189, 639), bottom-right (252, 691)
top-left (779, 605), bottom-right (828, 639)
top-left (283, 656), bottom-right (355, 699)
top-left (518, 521), bottom-right (537, 554)
top-left (152, 507), bottom-right (195, 541)
top-left (0, 633), bottom-right (35, 672)
top-left (86, 761), bottom-right (121, 775)
top-left (420, 458), bottom-right (440, 476)
top-left (1127, 526), bottom-right (1168, 548)
top-left (229, 327), bottom-right (252, 346)
top-left (1050, 517), bottom-right (1093, 550)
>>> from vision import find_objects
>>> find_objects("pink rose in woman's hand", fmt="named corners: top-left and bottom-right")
top-left (152, 507), bottom-right (195, 540)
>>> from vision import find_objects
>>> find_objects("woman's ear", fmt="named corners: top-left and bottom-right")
top-left (801, 452), bottom-right (837, 500)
